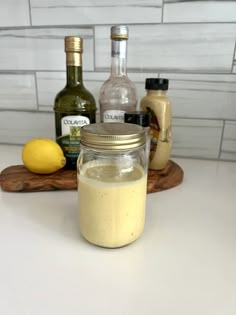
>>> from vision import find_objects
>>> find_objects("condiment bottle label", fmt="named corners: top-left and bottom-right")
top-left (149, 110), bottom-right (160, 162)
top-left (61, 115), bottom-right (90, 136)
top-left (57, 115), bottom-right (90, 159)
top-left (103, 110), bottom-right (125, 123)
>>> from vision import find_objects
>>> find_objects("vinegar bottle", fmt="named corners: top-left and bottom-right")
top-left (99, 25), bottom-right (137, 123)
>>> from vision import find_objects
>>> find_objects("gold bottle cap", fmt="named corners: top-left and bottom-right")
top-left (65, 36), bottom-right (83, 53)
top-left (80, 123), bottom-right (146, 150)
top-left (111, 25), bottom-right (128, 40)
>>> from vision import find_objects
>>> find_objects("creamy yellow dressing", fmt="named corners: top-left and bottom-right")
top-left (78, 161), bottom-right (147, 248)
top-left (141, 89), bottom-right (172, 170)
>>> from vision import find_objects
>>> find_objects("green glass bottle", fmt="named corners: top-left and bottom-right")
top-left (54, 36), bottom-right (96, 169)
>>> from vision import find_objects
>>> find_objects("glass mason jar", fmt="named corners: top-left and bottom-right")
top-left (77, 123), bottom-right (149, 248)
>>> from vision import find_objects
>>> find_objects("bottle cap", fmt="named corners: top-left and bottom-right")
top-left (80, 123), bottom-right (145, 150)
top-left (65, 36), bottom-right (83, 53)
top-left (124, 111), bottom-right (151, 128)
top-left (145, 78), bottom-right (169, 90)
top-left (111, 25), bottom-right (128, 40)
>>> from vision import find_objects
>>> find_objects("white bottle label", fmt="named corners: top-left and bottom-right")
top-left (103, 110), bottom-right (125, 123)
top-left (61, 115), bottom-right (90, 138)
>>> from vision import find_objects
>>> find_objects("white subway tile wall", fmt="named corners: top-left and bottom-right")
top-left (95, 24), bottom-right (236, 72)
top-left (0, 0), bottom-right (236, 162)
top-left (0, 111), bottom-right (54, 144)
top-left (0, 74), bottom-right (37, 110)
top-left (172, 118), bottom-right (224, 159)
top-left (30, 0), bottom-right (162, 25)
top-left (0, 0), bottom-right (30, 27)
top-left (163, 1), bottom-right (236, 23)
top-left (220, 121), bottom-right (236, 160)
top-left (0, 28), bottom-right (94, 71)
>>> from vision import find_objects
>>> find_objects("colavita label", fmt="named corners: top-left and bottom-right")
top-left (57, 115), bottom-right (90, 160)
top-left (61, 115), bottom-right (90, 135)
top-left (103, 110), bottom-right (125, 123)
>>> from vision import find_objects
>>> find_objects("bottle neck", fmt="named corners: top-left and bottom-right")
top-left (66, 52), bottom-right (83, 87)
top-left (147, 90), bottom-right (167, 96)
top-left (110, 39), bottom-right (128, 77)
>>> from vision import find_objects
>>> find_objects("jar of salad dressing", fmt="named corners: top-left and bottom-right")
top-left (77, 123), bottom-right (149, 248)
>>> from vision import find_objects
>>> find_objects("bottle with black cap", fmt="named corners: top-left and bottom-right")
top-left (124, 111), bottom-right (151, 128)
top-left (124, 111), bottom-right (151, 161)
top-left (140, 78), bottom-right (172, 170)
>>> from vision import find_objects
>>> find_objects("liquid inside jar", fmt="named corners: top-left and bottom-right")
top-left (78, 160), bottom-right (147, 248)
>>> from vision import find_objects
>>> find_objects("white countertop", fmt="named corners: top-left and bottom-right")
top-left (0, 144), bottom-right (236, 315)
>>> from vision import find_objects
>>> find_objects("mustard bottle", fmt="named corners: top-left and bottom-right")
top-left (140, 78), bottom-right (172, 170)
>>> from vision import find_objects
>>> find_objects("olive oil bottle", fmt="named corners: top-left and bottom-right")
top-left (54, 36), bottom-right (96, 169)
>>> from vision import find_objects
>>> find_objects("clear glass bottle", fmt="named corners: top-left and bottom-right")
top-left (99, 25), bottom-right (137, 123)
top-left (54, 36), bottom-right (96, 170)
top-left (77, 123), bottom-right (149, 248)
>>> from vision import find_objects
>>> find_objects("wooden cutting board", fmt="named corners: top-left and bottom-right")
top-left (0, 160), bottom-right (184, 193)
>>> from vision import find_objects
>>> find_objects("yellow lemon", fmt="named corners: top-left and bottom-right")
top-left (22, 138), bottom-right (66, 174)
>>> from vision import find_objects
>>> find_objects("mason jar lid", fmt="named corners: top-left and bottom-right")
top-left (80, 123), bottom-right (146, 150)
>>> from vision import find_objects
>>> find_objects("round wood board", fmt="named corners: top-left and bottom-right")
top-left (147, 160), bottom-right (184, 193)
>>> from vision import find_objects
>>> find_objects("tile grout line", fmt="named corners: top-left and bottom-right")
top-left (1, 69), bottom-right (236, 76)
top-left (0, 105), bottom-right (235, 124)
top-left (92, 26), bottom-right (96, 72)
top-left (27, 0), bottom-right (33, 26)
top-left (33, 71), bottom-right (40, 111)
top-left (2, 21), bottom-right (236, 32)
top-left (218, 119), bottom-right (226, 159)
top-left (172, 116), bottom-right (233, 122)
top-left (161, 0), bottom-right (164, 23)
top-left (0, 140), bottom-right (234, 162)
top-left (230, 39), bottom-right (236, 73)
top-left (0, 108), bottom-right (53, 114)
top-left (1, 69), bottom-right (236, 75)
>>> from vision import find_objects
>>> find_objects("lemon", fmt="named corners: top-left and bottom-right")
top-left (22, 138), bottom-right (66, 174)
